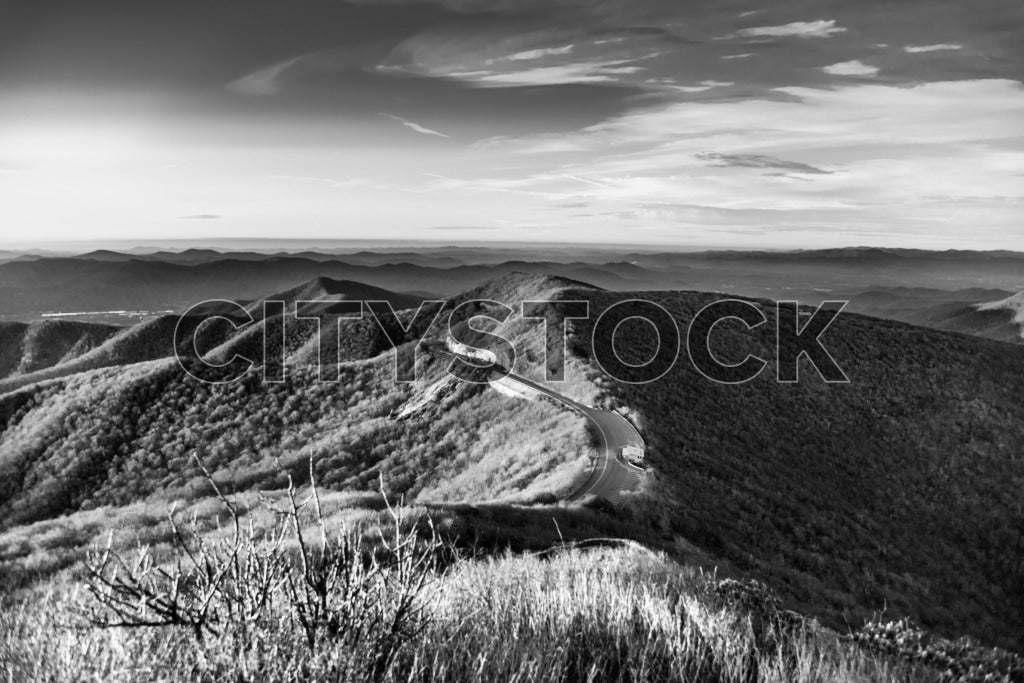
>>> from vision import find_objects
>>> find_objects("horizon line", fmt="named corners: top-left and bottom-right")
top-left (3, 239), bottom-right (1024, 257)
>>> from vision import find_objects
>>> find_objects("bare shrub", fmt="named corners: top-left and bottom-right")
top-left (83, 454), bottom-right (447, 676)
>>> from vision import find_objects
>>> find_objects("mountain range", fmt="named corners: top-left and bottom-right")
top-left (3, 248), bottom-right (1023, 336)
top-left (1, 271), bottom-right (1023, 650)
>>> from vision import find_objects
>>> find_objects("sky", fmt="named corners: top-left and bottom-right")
top-left (1, 0), bottom-right (1022, 249)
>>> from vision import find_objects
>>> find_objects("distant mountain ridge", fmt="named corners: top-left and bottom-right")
top-left (4, 248), bottom-right (1023, 328)
top-left (4, 271), bottom-right (1024, 398)
top-left (844, 286), bottom-right (1024, 344)
top-left (668, 247), bottom-right (1024, 262)
top-left (252, 277), bottom-right (425, 313)
top-left (0, 256), bottom-right (655, 320)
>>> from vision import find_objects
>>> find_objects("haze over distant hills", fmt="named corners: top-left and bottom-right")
top-left (976, 290), bottom-right (1024, 341)
top-left (2, 247), bottom-right (1023, 344)
top-left (842, 287), bottom-right (1024, 343)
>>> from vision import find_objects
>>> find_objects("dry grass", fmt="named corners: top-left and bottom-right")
top-left (1, 546), bottom-right (931, 683)
top-left (1, 483), bottom-right (934, 683)
top-left (1, 462), bottom-right (1005, 683)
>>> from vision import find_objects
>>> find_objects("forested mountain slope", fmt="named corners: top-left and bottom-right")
top-left (554, 288), bottom-right (1024, 650)
top-left (0, 315), bottom-right (237, 395)
top-left (0, 277), bottom-right (425, 395)
top-left (844, 287), bottom-right (1024, 343)
top-left (0, 351), bottom-right (592, 531)
top-left (0, 321), bottom-right (119, 381)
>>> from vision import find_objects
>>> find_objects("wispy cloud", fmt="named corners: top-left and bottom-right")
top-left (226, 57), bottom-right (304, 96)
top-left (462, 61), bottom-right (645, 86)
top-left (823, 60), bottom-right (879, 76)
top-left (733, 20), bottom-right (847, 39)
top-left (382, 114), bottom-right (450, 138)
top-left (427, 225), bottom-right (500, 231)
top-left (697, 153), bottom-right (832, 175)
top-left (457, 79), bottom-right (1024, 243)
top-left (380, 24), bottom-right (670, 88)
top-left (660, 80), bottom-right (734, 93)
top-left (905, 44), bottom-right (963, 53)
top-left (504, 45), bottom-right (575, 61)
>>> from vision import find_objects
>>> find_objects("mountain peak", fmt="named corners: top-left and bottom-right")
top-left (254, 277), bottom-right (425, 313)
top-left (457, 272), bottom-right (600, 304)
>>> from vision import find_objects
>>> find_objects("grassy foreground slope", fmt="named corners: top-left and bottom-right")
top-left (8, 482), bottom-right (1016, 683)
top-left (559, 289), bottom-right (1024, 649)
top-left (0, 545), bottom-right (934, 683)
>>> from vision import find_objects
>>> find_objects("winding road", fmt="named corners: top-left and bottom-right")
top-left (437, 339), bottom-right (646, 502)
top-left (487, 371), bottom-right (646, 504)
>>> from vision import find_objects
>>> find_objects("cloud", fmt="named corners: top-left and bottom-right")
top-left (601, 202), bottom-right (861, 227)
top-left (458, 79), bottom-right (1024, 243)
top-left (697, 152), bottom-right (832, 175)
top-left (427, 225), bottom-right (499, 230)
top-left (379, 23), bottom-right (673, 88)
top-left (660, 80), bottom-right (734, 93)
top-left (179, 214), bottom-right (221, 220)
top-left (382, 114), bottom-right (450, 138)
top-left (905, 44), bottom-right (963, 53)
top-left (734, 20), bottom-right (846, 39)
top-left (504, 45), bottom-right (575, 61)
top-left (343, 0), bottom-right (593, 12)
top-left (452, 60), bottom-right (646, 86)
top-left (10, 0), bottom-right (1024, 250)
top-left (823, 60), bottom-right (879, 76)
top-left (226, 48), bottom-right (385, 97)
top-left (227, 57), bottom-right (304, 96)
